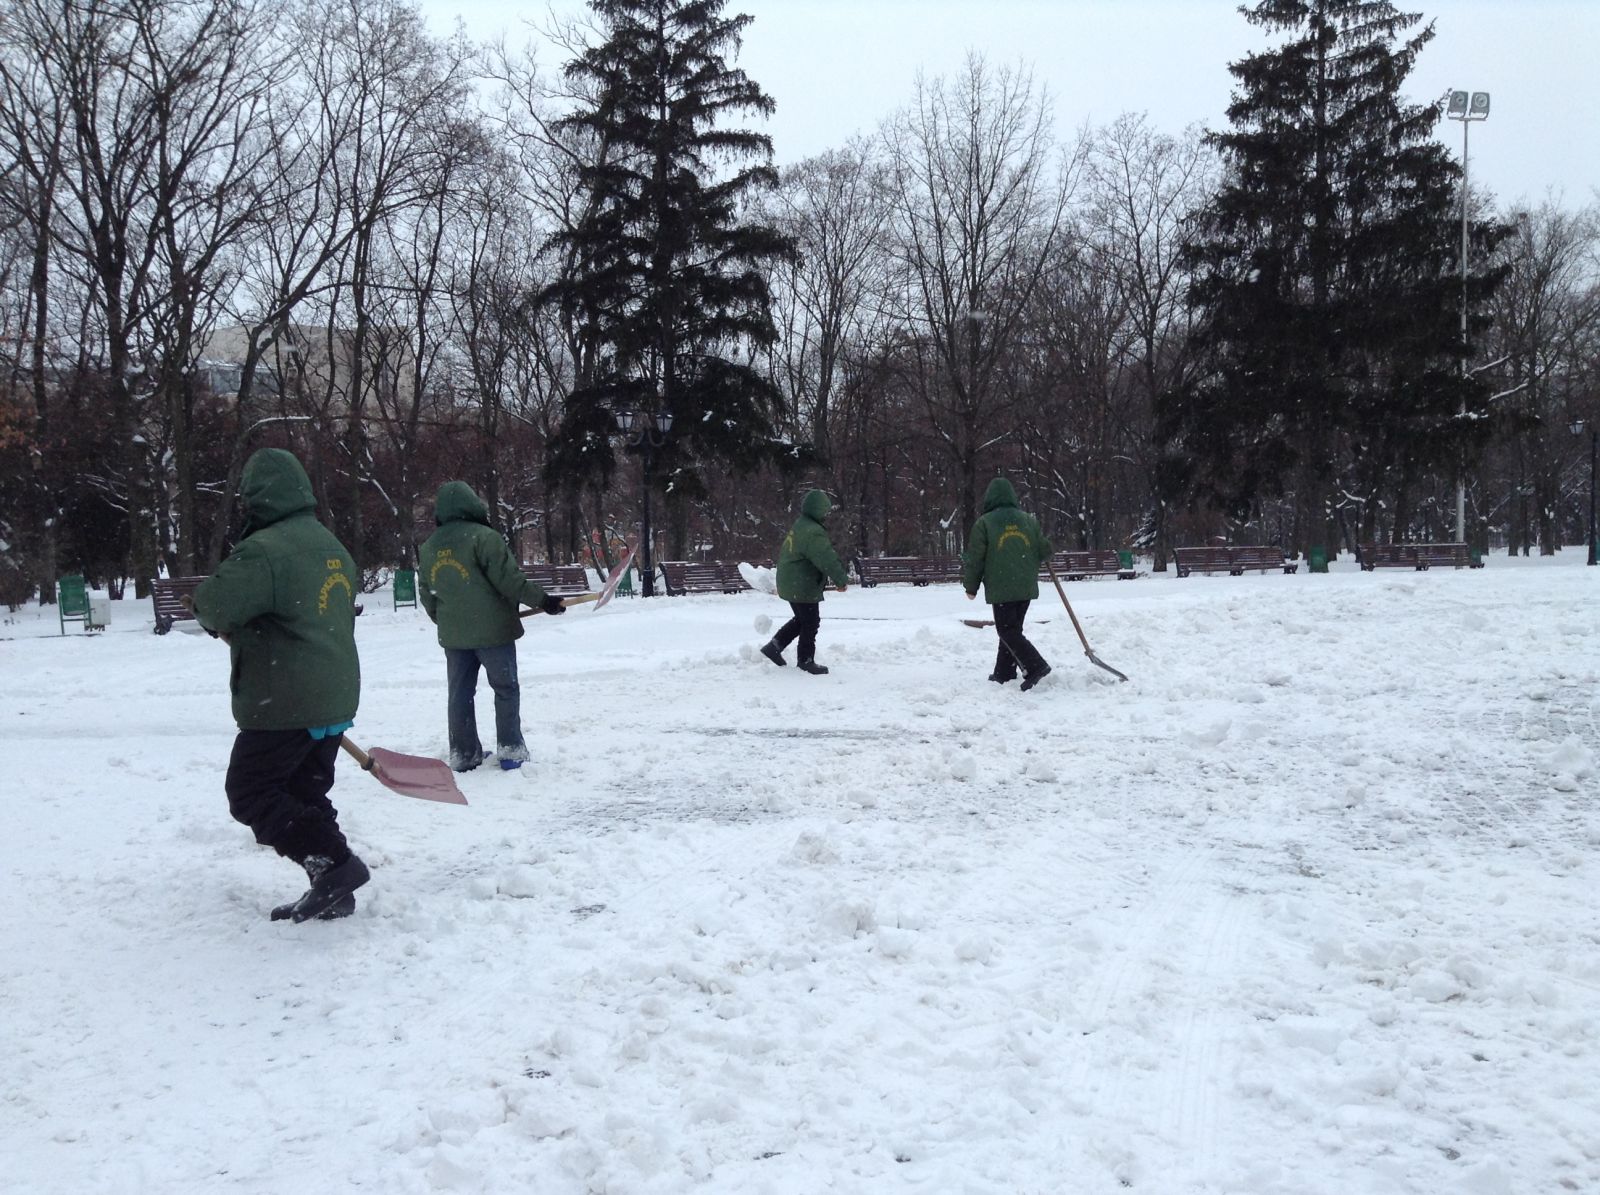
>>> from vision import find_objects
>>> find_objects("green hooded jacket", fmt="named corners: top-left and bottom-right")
top-left (418, 481), bottom-right (550, 650)
top-left (776, 489), bottom-right (850, 603)
top-left (962, 478), bottom-right (1052, 604)
top-left (193, 449), bottom-right (361, 731)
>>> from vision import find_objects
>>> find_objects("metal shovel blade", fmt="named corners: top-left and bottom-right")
top-left (1083, 650), bottom-right (1130, 683)
top-left (341, 737), bottom-right (468, 804)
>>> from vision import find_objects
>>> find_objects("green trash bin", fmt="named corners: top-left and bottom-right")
top-left (393, 568), bottom-right (417, 609)
top-left (1116, 550), bottom-right (1134, 570)
top-left (57, 574), bottom-right (90, 634)
top-left (1307, 545), bottom-right (1329, 573)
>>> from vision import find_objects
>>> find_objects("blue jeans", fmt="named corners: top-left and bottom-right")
top-left (445, 643), bottom-right (526, 769)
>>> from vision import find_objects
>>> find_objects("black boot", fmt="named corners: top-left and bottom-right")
top-left (988, 671), bottom-right (1014, 684)
top-left (1020, 663), bottom-right (1052, 691)
top-left (272, 891), bottom-right (356, 922)
top-left (797, 659), bottom-right (829, 675)
top-left (760, 640), bottom-right (786, 667)
top-left (280, 853), bottom-right (371, 924)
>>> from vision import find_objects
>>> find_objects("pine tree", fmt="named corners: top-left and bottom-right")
top-left (543, 0), bottom-right (796, 513)
top-left (1164, 0), bottom-right (1505, 551)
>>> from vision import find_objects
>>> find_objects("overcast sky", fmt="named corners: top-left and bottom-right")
top-left (428, 0), bottom-right (1598, 209)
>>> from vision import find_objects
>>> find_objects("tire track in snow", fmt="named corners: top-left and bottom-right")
top-left (1157, 888), bottom-right (1245, 1182)
top-left (1066, 844), bottom-right (1212, 1123)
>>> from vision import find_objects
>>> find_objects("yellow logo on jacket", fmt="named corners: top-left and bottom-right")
top-left (318, 569), bottom-right (353, 614)
top-left (430, 549), bottom-right (472, 587)
top-left (997, 524), bottom-right (1031, 551)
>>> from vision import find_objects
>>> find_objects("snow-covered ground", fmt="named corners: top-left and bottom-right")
top-left (3, 554), bottom-right (1597, 1195)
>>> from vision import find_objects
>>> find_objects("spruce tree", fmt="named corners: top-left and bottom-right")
top-left (544, 0), bottom-right (796, 513)
top-left (1165, 0), bottom-right (1504, 550)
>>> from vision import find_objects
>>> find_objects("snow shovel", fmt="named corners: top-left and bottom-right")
top-left (184, 598), bottom-right (469, 803)
top-left (338, 737), bottom-right (468, 804)
top-left (1044, 559), bottom-right (1129, 683)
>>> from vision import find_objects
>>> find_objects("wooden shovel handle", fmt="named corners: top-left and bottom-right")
top-left (338, 736), bottom-right (376, 771)
top-left (518, 593), bottom-right (600, 618)
top-left (1045, 560), bottom-right (1094, 655)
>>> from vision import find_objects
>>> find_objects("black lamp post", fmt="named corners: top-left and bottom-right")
top-left (614, 406), bottom-right (673, 595)
top-left (1571, 418), bottom-right (1598, 566)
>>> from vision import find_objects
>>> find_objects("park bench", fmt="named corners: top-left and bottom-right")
top-left (1359, 542), bottom-right (1481, 571)
top-left (1359, 543), bottom-right (1415, 570)
top-left (1413, 542), bottom-right (1481, 569)
top-left (854, 555), bottom-right (962, 587)
top-left (658, 560), bottom-right (751, 595)
top-left (1173, 545), bottom-right (1296, 577)
top-left (520, 562), bottom-right (592, 596)
top-left (1044, 550), bottom-right (1137, 581)
top-left (151, 576), bottom-right (207, 634)
top-left (1171, 547), bottom-right (1234, 577)
top-left (1229, 546), bottom-right (1298, 575)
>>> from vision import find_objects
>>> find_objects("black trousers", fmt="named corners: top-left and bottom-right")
top-left (772, 601), bottom-right (822, 662)
top-left (225, 730), bottom-right (351, 867)
top-left (992, 599), bottom-right (1048, 680)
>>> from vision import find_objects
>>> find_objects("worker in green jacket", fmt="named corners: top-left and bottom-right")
top-left (962, 477), bottom-right (1053, 690)
top-left (761, 489), bottom-right (849, 675)
top-left (418, 481), bottom-right (564, 772)
top-left (193, 448), bottom-right (370, 923)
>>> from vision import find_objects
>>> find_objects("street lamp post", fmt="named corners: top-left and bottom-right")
top-left (614, 407), bottom-right (674, 595)
top-left (1447, 89), bottom-right (1490, 544)
top-left (1571, 419), bottom-right (1598, 566)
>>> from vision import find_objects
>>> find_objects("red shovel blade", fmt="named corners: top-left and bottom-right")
top-left (594, 547), bottom-right (637, 610)
top-left (364, 746), bottom-right (468, 804)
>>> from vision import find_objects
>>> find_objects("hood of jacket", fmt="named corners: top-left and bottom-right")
top-left (434, 480), bottom-right (491, 527)
top-left (240, 448), bottom-right (318, 534)
top-left (982, 477), bottom-right (1019, 514)
top-left (800, 489), bottom-right (832, 521)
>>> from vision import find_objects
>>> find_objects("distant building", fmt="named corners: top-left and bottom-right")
top-left (201, 323), bottom-right (415, 411)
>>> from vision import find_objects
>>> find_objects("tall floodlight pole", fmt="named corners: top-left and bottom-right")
top-left (1446, 89), bottom-right (1490, 543)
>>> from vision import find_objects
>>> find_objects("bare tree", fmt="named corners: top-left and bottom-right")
top-left (208, 0), bottom-right (472, 567)
top-left (0, 10), bottom-right (67, 599)
top-left (766, 140), bottom-right (890, 470)
top-left (1081, 113), bottom-right (1214, 566)
top-left (1482, 199), bottom-right (1600, 554)
top-left (882, 54), bottom-right (1072, 532)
